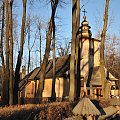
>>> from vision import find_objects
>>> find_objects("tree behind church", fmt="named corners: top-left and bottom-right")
top-left (51, 0), bottom-right (59, 101)
top-left (36, 0), bottom-right (59, 100)
top-left (100, 0), bottom-right (110, 98)
top-left (13, 0), bottom-right (27, 104)
top-left (69, 0), bottom-right (80, 101)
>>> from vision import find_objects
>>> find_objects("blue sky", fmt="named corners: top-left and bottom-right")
top-left (16, 0), bottom-right (120, 40)
top-left (33, 0), bottom-right (120, 38)
top-left (15, 0), bottom-right (120, 68)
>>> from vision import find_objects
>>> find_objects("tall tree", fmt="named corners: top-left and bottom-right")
top-left (0, 1), bottom-right (7, 105)
top-left (36, 18), bottom-right (53, 98)
top-left (9, 0), bottom-right (13, 105)
top-left (76, 0), bottom-right (80, 100)
top-left (37, 0), bottom-right (59, 100)
top-left (5, 0), bottom-right (10, 105)
top-left (100, 0), bottom-right (110, 98)
top-left (69, 0), bottom-right (77, 101)
top-left (34, 16), bottom-right (43, 66)
top-left (51, 0), bottom-right (58, 101)
top-left (36, 17), bottom-right (42, 66)
top-left (13, 0), bottom-right (27, 104)
top-left (26, 15), bottom-right (31, 74)
top-left (105, 35), bottom-right (120, 94)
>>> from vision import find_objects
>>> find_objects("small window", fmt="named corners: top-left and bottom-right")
top-left (111, 85), bottom-right (118, 90)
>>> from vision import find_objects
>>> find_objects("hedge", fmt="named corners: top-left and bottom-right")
top-left (0, 102), bottom-right (73, 120)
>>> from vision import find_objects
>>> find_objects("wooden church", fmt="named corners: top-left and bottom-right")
top-left (19, 15), bottom-right (118, 100)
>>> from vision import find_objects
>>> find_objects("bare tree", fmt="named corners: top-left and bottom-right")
top-left (100, 0), bottom-right (110, 98)
top-left (76, 0), bottom-right (80, 100)
top-left (105, 34), bottom-right (120, 88)
top-left (13, 0), bottom-right (27, 104)
top-left (69, 0), bottom-right (77, 101)
top-left (5, 0), bottom-right (9, 105)
top-left (36, 0), bottom-right (59, 100)
top-left (34, 16), bottom-right (44, 66)
top-left (9, 0), bottom-right (14, 105)
top-left (0, 1), bottom-right (7, 105)
top-left (36, 18), bottom-right (53, 98)
top-left (26, 15), bottom-right (31, 73)
top-left (26, 14), bottom-right (36, 73)
top-left (51, 0), bottom-right (59, 101)
top-left (0, 0), bottom-right (14, 105)
top-left (56, 41), bottom-right (71, 56)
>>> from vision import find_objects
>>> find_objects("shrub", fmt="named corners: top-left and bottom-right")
top-left (0, 102), bottom-right (73, 120)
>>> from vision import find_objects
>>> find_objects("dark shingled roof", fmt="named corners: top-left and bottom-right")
top-left (28, 55), bottom-right (70, 79)
top-left (19, 55), bottom-right (70, 90)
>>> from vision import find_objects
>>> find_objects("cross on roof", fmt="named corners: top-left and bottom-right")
top-left (82, 9), bottom-right (87, 16)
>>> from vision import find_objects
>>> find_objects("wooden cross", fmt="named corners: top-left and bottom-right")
top-left (82, 9), bottom-right (87, 16)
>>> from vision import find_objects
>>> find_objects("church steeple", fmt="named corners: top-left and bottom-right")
top-left (80, 9), bottom-right (92, 38)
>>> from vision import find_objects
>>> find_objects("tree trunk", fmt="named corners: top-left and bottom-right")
top-left (76, 0), bottom-right (80, 100)
top-left (0, 1), bottom-right (6, 106)
top-left (69, 0), bottom-right (77, 101)
top-left (28, 50), bottom-right (30, 73)
top-left (27, 21), bottom-right (30, 74)
top-left (39, 28), bottom-right (42, 65)
top-left (100, 0), bottom-right (109, 98)
top-left (36, 0), bottom-right (58, 101)
top-left (14, 0), bottom-right (27, 104)
top-left (9, 0), bottom-right (13, 105)
top-left (37, 17), bottom-right (53, 99)
top-left (5, 0), bottom-right (10, 105)
top-left (51, 0), bottom-right (58, 101)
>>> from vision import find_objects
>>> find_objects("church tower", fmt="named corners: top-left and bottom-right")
top-left (79, 11), bottom-right (101, 95)
top-left (79, 13), bottom-right (93, 80)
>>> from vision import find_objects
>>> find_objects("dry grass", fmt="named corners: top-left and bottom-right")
top-left (0, 102), bottom-right (73, 120)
